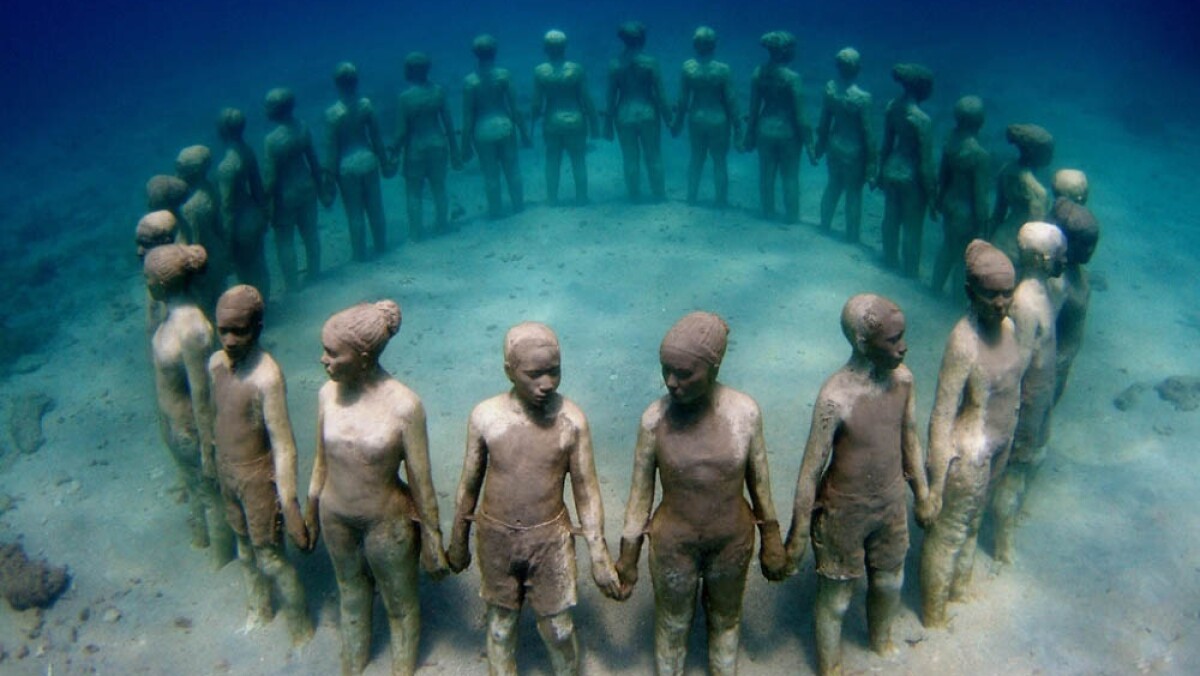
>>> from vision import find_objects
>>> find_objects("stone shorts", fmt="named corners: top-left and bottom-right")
top-left (812, 492), bottom-right (909, 580)
top-left (476, 510), bottom-right (577, 617)
top-left (217, 455), bottom-right (281, 548)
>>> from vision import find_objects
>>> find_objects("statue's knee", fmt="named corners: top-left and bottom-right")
top-left (538, 613), bottom-right (575, 646)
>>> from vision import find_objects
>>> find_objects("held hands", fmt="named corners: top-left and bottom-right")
top-left (593, 558), bottom-right (623, 601)
top-left (302, 496), bottom-right (320, 551)
top-left (447, 528), bottom-right (471, 573)
top-left (759, 524), bottom-right (789, 582)
top-left (421, 535), bottom-right (451, 581)
top-left (916, 493), bottom-right (941, 529)
top-left (613, 537), bottom-right (641, 601)
top-left (283, 498), bottom-right (311, 552)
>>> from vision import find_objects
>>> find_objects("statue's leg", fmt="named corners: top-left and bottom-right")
top-left (479, 140), bottom-right (504, 219)
top-left (405, 175), bottom-right (424, 242)
top-left (323, 511), bottom-right (374, 674)
top-left (711, 126), bottom-right (731, 208)
top-left (701, 527), bottom-right (753, 676)
top-left (814, 576), bottom-right (854, 676)
top-left (687, 128), bottom-right (706, 205)
top-left (758, 144), bottom-right (778, 220)
top-left (644, 120), bottom-right (666, 201)
top-left (900, 184), bottom-right (927, 278)
top-left (367, 516), bottom-right (421, 676)
top-left (566, 132), bottom-right (588, 205)
top-left (535, 611), bottom-right (579, 676)
top-left (780, 139), bottom-right (801, 224)
top-left (363, 167), bottom-right (387, 254)
top-left (272, 212), bottom-right (300, 292)
top-left (255, 543), bottom-right (313, 645)
top-left (339, 173), bottom-right (367, 261)
top-left (820, 160), bottom-right (845, 233)
top-left (429, 151), bottom-right (451, 233)
top-left (501, 134), bottom-right (524, 213)
top-left (617, 123), bottom-right (642, 201)
top-left (880, 185), bottom-right (901, 269)
top-left (545, 134), bottom-right (563, 205)
top-left (867, 566), bottom-right (903, 655)
top-left (486, 605), bottom-right (520, 676)
top-left (297, 199), bottom-right (320, 280)
top-left (649, 540), bottom-right (700, 676)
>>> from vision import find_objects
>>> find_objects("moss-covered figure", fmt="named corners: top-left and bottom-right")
top-left (745, 31), bottom-right (814, 224)
top-left (263, 88), bottom-right (326, 292)
top-left (143, 244), bottom-right (235, 569)
top-left (307, 301), bottom-right (449, 674)
top-left (176, 145), bottom-right (229, 315)
top-left (208, 285), bottom-right (313, 644)
top-left (604, 21), bottom-right (669, 202)
top-left (920, 241), bottom-right (1022, 628)
top-left (617, 312), bottom-right (787, 676)
top-left (990, 222), bottom-right (1066, 564)
top-left (323, 62), bottom-right (388, 261)
top-left (815, 47), bottom-right (876, 242)
top-left (878, 63), bottom-right (936, 278)
top-left (673, 26), bottom-right (741, 208)
top-left (988, 123), bottom-right (1054, 262)
top-left (531, 30), bottom-right (599, 206)
top-left (449, 323), bottom-right (620, 676)
top-left (1049, 169), bottom-right (1100, 404)
top-left (393, 52), bottom-right (462, 242)
top-left (931, 96), bottom-right (992, 294)
top-left (216, 108), bottom-right (272, 298)
top-left (785, 295), bottom-right (932, 676)
top-left (462, 35), bottom-right (531, 220)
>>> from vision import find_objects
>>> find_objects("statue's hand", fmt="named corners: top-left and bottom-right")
top-left (759, 527), bottom-right (789, 582)
top-left (447, 534), bottom-right (471, 573)
top-left (283, 499), bottom-right (311, 552)
top-left (302, 496), bottom-right (320, 551)
top-left (614, 539), bottom-right (640, 594)
top-left (784, 533), bottom-right (808, 577)
top-left (421, 538), bottom-right (451, 581)
top-left (593, 561), bottom-right (622, 600)
top-left (916, 493), bottom-right (941, 529)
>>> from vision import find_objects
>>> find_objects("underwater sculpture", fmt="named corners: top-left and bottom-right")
top-left (263, 87), bottom-right (326, 293)
top-left (145, 174), bottom-right (192, 243)
top-left (1049, 169), bottom-right (1100, 405)
top-left (616, 312), bottom-right (787, 676)
top-left (143, 244), bottom-right (234, 568)
top-left (920, 240), bottom-right (1022, 628)
top-left (323, 62), bottom-right (389, 261)
top-left (216, 107), bottom-right (272, 298)
top-left (176, 144), bottom-right (229, 314)
top-left (784, 294), bottom-right (932, 676)
top-left (988, 123), bottom-right (1054, 263)
top-left (877, 63), bottom-right (936, 279)
top-left (745, 31), bottom-right (813, 225)
top-left (307, 301), bottom-right (449, 675)
top-left (393, 51), bottom-right (462, 242)
top-left (136, 210), bottom-right (180, 345)
top-left (931, 96), bottom-right (992, 295)
top-left (990, 222), bottom-right (1066, 564)
top-left (672, 26), bottom-right (741, 208)
top-left (531, 30), bottom-right (599, 206)
top-left (462, 34), bottom-right (531, 219)
top-left (814, 47), bottom-right (876, 242)
top-left (448, 322), bottom-right (620, 675)
top-left (208, 285), bottom-right (313, 644)
top-left (605, 21), bottom-right (670, 202)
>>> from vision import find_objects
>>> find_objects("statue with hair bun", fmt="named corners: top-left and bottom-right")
top-left (143, 244), bottom-right (235, 568)
top-left (307, 300), bottom-right (449, 674)
top-left (617, 311), bottom-right (787, 675)
top-left (785, 294), bottom-right (931, 676)
top-left (988, 123), bottom-right (1054, 262)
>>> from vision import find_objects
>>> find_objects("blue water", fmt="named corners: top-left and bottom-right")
top-left (1, 1), bottom-right (1198, 673)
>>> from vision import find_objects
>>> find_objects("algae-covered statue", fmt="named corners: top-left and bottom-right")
top-left (462, 35), bottom-right (531, 219)
top-left (307, 301), bottom-right (449, 674)
top-left (448, 323), bottom-right (620, 675)
top-left (531, 30), bottom-right (599, 206)
top-left (393, 52), bottom-right (462, 242)
top-left (616, 312), bottom-right (787, 675)
top-left (323, 62), bottom-right (389, 261)
top-left (136, 210), bottom-right (180, 344)
top-left (208, 285), bottom-right (313, 644)
top-left (784, 294), bottom-right (932, 676)
top-left (672, 26), bottom-right (741, 208)
top-left (176, 145), bottom-right (230, 314)
top-left (263, 87), bottom-right (326, 292)
top-left (216, 107), bottom-right (271, 298)
top-left (604, 21), bottom-right (669, 202)
top-left (815, 47), bottom-right (876, 242)
top-left (878, 63), bottom-right (936, 278)
top-left (990, 222), bottom-right (1066, 564)
top-left (1049, 169), bottom-right (1099, 404)
top-left (745, 31), bottom-right (814, 224)
top-left (988, 124), bottom-right (1053, 263)
top-left (146, 175), bottom-right (191, 242)
top-left (920, 240), bottom-right (1022, 628)
top-left (931, 96), bottom-right (991, 295)
top-left (143, 244), bottom-right (234, 568)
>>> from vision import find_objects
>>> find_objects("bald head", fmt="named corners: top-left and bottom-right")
top-left (841, 294), bottom-right (902, 348)
top-left (504, 322), bottom-right (560, 366)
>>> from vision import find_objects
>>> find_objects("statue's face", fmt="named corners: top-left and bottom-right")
top-left (507, 345), bottom-right (561, 410)
top-left (862, 311), bottom-right (907, 372)
top-left (660, 350), bottom-right (714, 406)
top-left (968, 277), bottom-right (1014, 328)
top-left (217, 306), bottom-right (260, 364)
top-left (320, 334), bottom-right (368, 384)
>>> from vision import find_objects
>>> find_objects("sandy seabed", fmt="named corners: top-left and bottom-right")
top-left (1, 74), bottom-right (1199, 675)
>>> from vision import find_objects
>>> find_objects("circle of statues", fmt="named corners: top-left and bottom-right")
top-left (137, 20), bottom-right (1101, 676)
